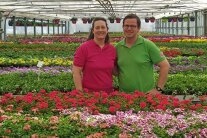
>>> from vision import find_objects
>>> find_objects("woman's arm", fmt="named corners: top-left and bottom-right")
top-left (72, 65), bottom-right (83, 91)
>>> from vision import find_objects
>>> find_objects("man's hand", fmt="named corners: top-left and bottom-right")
top-left (147, 88), bottom-right (162, 95)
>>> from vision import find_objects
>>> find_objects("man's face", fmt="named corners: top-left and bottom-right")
top-left (123, 18), bottom-right (140, 38)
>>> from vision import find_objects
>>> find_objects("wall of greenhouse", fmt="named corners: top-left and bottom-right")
top-left (156, 11), bottom-right (205, 36)
top-left (1, 10), bottom-right (207, 40)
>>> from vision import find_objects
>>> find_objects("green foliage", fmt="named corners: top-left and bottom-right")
top-left (0, 72), bottom-right (74, 95)
top-left (0, 72), bottom-right (207, 95)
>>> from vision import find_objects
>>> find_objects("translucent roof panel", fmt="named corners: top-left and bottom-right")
top-left (0, 0), bottom-right (206, 20)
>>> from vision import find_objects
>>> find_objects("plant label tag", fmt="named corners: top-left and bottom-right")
top-left (37, 61), bottom-right (44, 68)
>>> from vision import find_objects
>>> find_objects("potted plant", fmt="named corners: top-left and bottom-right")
top-left (172, 17), bottom-right (177, 22)
top-left (71, 17), bottom-right (78, 24)
top-left (108, 17), bottom-right (115, 23)
top-left (178, 17), bottom-right (183, 22)
top-left (115, 17), bottom-right (121, 23)
top-left (190, 16), bottom-right (195, 21)
top-left (183, 16), bottom-right (189, 22)
top-left (53, 19), bottom-right (60, 24)
top-left (8, 19), bottom-right (14, 26)
top-left (82, 17), bottom-right (88, 24)
top-left (150, 17), bottom-right (155, 23)
top-left (161, 17), bottom-right (168, 22)
top-left (145, 17), bottom-right (150, 23)
top-left (86, 17), bottom-right (92, 24)
top-left (168, 17), bottom-right (173, 22)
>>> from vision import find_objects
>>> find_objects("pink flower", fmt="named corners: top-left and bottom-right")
top-left (49, 116), bottom-right (59, 124)
top-left (31, 134), bottom-right (39, 138)
top-left (23, 124), bottom-right (31, 131)
top-left (93, 110), bottom-right (100, 115)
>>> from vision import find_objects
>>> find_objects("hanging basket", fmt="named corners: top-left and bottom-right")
top-left (53, 19), bottom-right (60, 24)
top-left (150, 17), bottom-right (155, 23)
top-left (82, 17), bottom-right (88, 24)
top-left (178, 17), bottom-right (183, 22)
top-left (71, 17), bottom-right (77, 24)
top-left (162, 17), bottom-right (168, 22)
top-left (116, 17), bottom-right (121, 23)
top-left (108, 17), bottom-right (115, 23)
top-left (172, 17), bottom-right (177, 22)
top-left (183, 17), bottom-right (189, 22)
top-left (168, 17), bottom-right (173, 22)
top-left (145, 17), bottom-right (149, 23)
top-left (87, 18), bottom-right (93, 24)
top-left (8, 20), bottom-right (14, 26)
top-left (190, 16), bottom-right (195, 21)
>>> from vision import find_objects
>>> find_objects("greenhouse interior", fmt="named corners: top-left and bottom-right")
top-left (0, 0), bottom-right (207, 137)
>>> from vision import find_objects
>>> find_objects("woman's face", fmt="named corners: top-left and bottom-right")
top-left (93, 20), bottom-right (108, 40)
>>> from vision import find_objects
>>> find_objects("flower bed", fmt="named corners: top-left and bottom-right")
top-left (0, 90), bottom-right (207, 137)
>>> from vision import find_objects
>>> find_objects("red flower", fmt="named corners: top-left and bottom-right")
top-left (109, 106), bottom-right (116, 113)
top-left (37, 102), bottom-right (48, 109)
top-left (115, 104), bottom-right (121, 109)
top-left (101, 92), bottom-right (108, 98)
top-left (94, 92), bottom-right (100, 98)
top-left (102, 98), bottom-right (107, 104)
top-left (140, 102), bottom-right (147, 109)
top-left (109, 100), bottom-right (115, 105)
top-left (128, 100), bottom-right (134, 105)
top-left (4, 93), bottom-right (13, 99)
top-left (40, 89), bottom-right (46, 94)
top-left (173, 101), bottom-right (179, 107)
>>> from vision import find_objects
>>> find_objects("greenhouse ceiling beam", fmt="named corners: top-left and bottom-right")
top-left (97, 0), bottom-right (115, 17)
top-left (0, 0), bottom-right (90, 1)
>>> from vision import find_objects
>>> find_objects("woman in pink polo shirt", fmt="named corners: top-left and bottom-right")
top-left (72, 17), bottom-right (116, 93)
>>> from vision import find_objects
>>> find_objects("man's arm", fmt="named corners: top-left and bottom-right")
top-left (156, 59), bottom-right (170, 89)
top-left (148, 59), bottom-right (170, 95)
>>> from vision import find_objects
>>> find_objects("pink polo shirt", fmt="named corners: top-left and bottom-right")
top-left (73, 39), bottom-right (116, 92)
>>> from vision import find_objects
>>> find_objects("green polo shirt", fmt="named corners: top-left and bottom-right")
top-left (116, 35), bottom-right (166, 93)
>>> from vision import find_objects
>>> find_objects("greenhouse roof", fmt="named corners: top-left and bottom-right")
top-left (0, 0), bottom-right (207, 20)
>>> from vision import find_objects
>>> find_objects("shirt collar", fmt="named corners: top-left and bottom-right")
top-left (91, 39), bottom-right (109, 49)
top-left (120, 35), bottom-right (144, 47)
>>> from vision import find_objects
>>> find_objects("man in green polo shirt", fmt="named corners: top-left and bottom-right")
top-left (116, 14), bottom-right (170, 94)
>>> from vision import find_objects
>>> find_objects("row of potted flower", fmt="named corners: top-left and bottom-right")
top-left (8, 19), bottom-right (65, 27)
top-left (161, 16), bottom-right (195, 22)
top-left (70, 17), bottom-right (122, 24)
